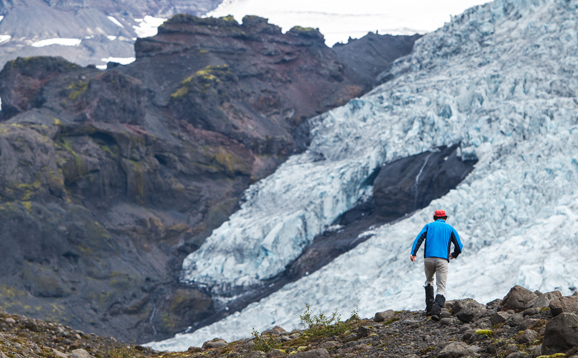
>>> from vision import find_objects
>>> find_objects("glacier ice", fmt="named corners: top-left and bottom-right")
top-left (150, 0), bottom-right (578, 350)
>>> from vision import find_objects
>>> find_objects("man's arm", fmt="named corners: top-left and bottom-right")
top-left (450, 230), bottom-right (463, 259)
top-left (410, 225), bottom-right (428, 261)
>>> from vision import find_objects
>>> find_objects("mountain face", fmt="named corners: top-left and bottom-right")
top-left (0, 0), bottom-right (223, 68)
top-left (0, 14), bottom-right (419, 343)
top-left (151, 0), bottom-right (578, 349)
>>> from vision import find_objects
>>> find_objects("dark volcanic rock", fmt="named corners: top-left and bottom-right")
top-left (549, 296), bottom-right (578, 316)
top-left (452, 299), bottom-right (486, 323)
top-left (373, 144), bottom-right (477, 220)
top-left (541, 312), bottom-right (578, 355)
top-left (0, 15), bottom-right (419, 344)
top-left (500, 285), bottom-right (538, 312)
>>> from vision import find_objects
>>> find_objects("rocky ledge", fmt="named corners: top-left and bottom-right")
top-left (3, 285), bottom-right (578, 358)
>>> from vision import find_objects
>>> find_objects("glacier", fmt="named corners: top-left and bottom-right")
top-left (150, 0), bottom-right (578, 350)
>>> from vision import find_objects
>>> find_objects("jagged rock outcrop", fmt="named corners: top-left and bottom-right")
top-left (0, 15), bottom-right (419, 343)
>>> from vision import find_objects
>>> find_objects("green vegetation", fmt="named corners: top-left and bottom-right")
top-left (68, 80), bottom-right (89, 100)
top-left (251, 328), bottom-right (281, 352)
top-left (299, 303), bottom-right (358, 337)
top-left (475, 329), bottom-right (494, 337)
top-left (170, 65), bottom-right (232, 99)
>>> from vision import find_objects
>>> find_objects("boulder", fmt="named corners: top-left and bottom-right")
top-left (266, 350), bottom-right (284, 357)
top-left (452, 299), bottom-right (486, 323)
top-left (262, 326), bottom-right (287, 335)
top-left (517, 329), bottom-right (537, 344)
top-left (70, 350), bottom-right (90, 358)
top-left (373, 310), bottom-right (395, 322)
top-left (438, 342), bottom-right (476, 358)
top-left (527, 291), bottom-right (562, 308)
top-left (244, 352), bottom-right (266, 358)
top-left (290, 348), bottom-right (330, 358)
top-left (489, 311), bottom-right (510, 326)
top-left (202, 338), bottom-right (227, 350)
top-left (500, 286), bottom-right (538, 312)
top-left (541, 312), bottom-right (578, 355)
top-left (549, 296), bottom-right (578, 316)
top-left (356, 326), bottom-right (373, 339)
top-left (522, 307), bottom-right (541, 316)
top-left (505, 352), bottom-right (527, 358)
top-left (505, 313), bottom-right (524, 327)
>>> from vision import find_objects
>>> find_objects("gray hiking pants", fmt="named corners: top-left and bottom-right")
top-left (424, 257), bottom-right (448, 296)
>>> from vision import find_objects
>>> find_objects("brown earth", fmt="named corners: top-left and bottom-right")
top-left (0, 15), bottom-right (419, 343)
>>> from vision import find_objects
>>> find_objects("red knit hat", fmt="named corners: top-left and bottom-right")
top-left (434, 210), bottom-right (447, 218)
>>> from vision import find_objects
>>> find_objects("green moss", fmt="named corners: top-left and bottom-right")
top-left (292, 25), bottom-right (316, 32)
top-left (222, 15), bottom-right (235, 22)
top-left (53, 118), bottom-right (62, 126)
top-left (68, 80), bottom-right (89, 100)
top-left (475, 329), bottom-right (494, 337)
top-left (170, 65), bottom-right (231, 99)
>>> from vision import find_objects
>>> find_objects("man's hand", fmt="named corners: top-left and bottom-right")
top-left (410, 255), bottom-right (416, 262)
top-left (449, 253), bottom-right (454, 260)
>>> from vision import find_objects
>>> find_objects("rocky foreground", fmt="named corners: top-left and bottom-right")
top-left (2, 285), bottom-right (578, 358)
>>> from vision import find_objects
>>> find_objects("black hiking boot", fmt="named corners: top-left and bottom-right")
top-left (431, 294), bottom-right (445, 321)
top-left (425, 285), bottom-right (435, 316)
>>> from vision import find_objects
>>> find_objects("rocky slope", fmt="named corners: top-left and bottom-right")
top-left (3, 285), bottom-right (578, 358)
top-left (0, 0), bottom-right (223, 68)
top-left (0, 14), bottom-right (419, 344)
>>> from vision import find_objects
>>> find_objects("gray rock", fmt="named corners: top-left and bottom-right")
top-left (262, 326), bottom-right (287, 335)
top-left (202, 338), bottom-right (227, 350)
top-left (501, 286), bottom-right (538, 312)
top-left (356, 326), bottom-right (373, 339)
top-left (505, 313), bottom-right (524, 327)
top-left (373, 310), bottom-right (395, 322)
top-left (527, 291), bottom-right (562, 309)
top-left (440, 318), bottom-right (455, 325)
top-left (438, 342), bottom-right (473, 358)
top-left (51, 349), bottom-right (69, 358)
top-left (4, 318), bottom-right (16, 324)
top-left (441, 311), bottom-right (452, 319)
top-left (452, 299), bottom-right (486, 323)
top-left (266, 349), bottom-right (284, 358)
top-left (475, 318), bottom-right (492, 329)
top-left (518, 329), bottom-right (538, 344)
top-left (70, 349), bottom-right (91, 358)
top-left (490, 311), bottom-right (510, 326)
top-left (527, 345), bottom-right (541, 357)
top-left (549, 296), bottom-right (578, 316)
top-left (542, 312), bottom-right (578, 355)
top-left (290, 348), bottom-right (330, 358)
top-left (519, 318), bottom-right (539, 331)
top-left (506, 352), bottom-right (527, 358)
top-left (244, 352), bottom-right (266, 358)
top-left (523, 307), bottom-right (541, 316)
top-left (319, 341), bottom-right (338, 349)
top-left (461, 329), bottom-right (476, 341)
top-left (404, 355), bottom-right (420, 358)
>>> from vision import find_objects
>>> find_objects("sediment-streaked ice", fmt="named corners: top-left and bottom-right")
top-left (149, 0), bottom-right (578, 350)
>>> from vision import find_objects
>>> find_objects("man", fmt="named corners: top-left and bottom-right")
top-left (410, 210), bottom-right (463, 321)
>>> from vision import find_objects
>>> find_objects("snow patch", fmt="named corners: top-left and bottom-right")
top-left (0, 35), bottom-right (10, 45)
top-left (100, 57), bottom-right (135, 65)
top-left (31, 38), bottom-right (82, 47)
top-left (133, 16), bottom-right (166, 38)
top-left (107, 16), bottom-right (124, 28)
top-left (107, 36), bottom-right (117, 41)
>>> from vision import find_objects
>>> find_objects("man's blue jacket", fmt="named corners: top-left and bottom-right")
top-left (411, 219), bottom-right (463, 261)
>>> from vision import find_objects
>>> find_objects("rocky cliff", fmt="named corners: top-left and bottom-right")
top-left (0, 15), bottom-right (419, 343)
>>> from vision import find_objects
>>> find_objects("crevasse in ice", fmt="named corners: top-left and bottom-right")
top-left (152, 0), bottom-right (578, 350)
